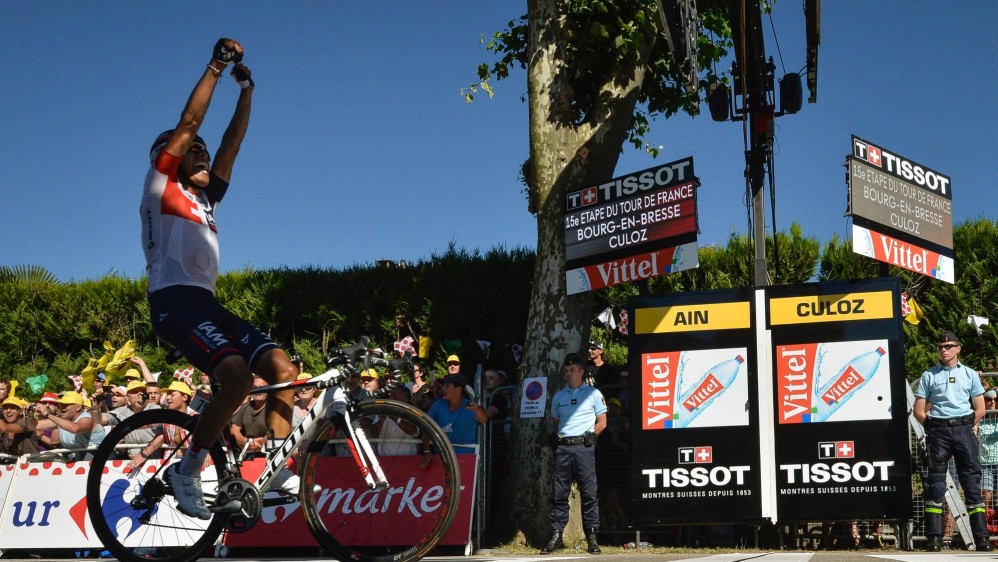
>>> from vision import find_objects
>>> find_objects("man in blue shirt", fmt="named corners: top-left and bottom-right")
top-left (913, 330), bottom-right (992, 552)
top-left (428, 374), bottom-right (486, 454)
top-left (541, 352), bottom-right (607, 555)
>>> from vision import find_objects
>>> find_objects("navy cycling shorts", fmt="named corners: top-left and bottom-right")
top-left (148, 285), bottom-right (278, 377)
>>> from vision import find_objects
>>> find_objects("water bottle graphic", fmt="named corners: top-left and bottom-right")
top-left (812, 347), bottom-right (886, 422)
top-left (855, 226), bottom-right (875, 257)
top-left (933, 255), bottom-right (948, 281)
top-left (674, 355), bottom-right (745, 428)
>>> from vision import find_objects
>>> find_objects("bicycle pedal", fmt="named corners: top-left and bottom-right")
top-left (209, 499), bottom-right (243, 513)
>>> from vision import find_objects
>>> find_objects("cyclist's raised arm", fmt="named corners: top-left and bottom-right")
top-left (211, 64), bottom-right (253, 184)
top-left (161, 40), bottom-right (243, 163)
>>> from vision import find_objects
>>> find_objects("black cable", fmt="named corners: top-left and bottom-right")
top-left (769, 151), bottom-right (780, 283)
top-left (767, 11), bottom-right (787, 75)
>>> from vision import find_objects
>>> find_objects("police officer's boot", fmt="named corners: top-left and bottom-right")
top-left (539, 530), bottom-right (564, 555)
top-left (925, 536), bottom-right (942, 552)
top-left (971, 510), bottom-right (994, 551)
top-left (924, 507), bottom-right (943, 551)
top-left (586, 527), bottom-right (601, 555)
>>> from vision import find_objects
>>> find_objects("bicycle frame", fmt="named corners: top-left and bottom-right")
top-left (238, 366), bottom-right (390, 497)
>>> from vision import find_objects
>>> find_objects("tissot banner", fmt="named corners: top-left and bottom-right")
top-left (629, 288), bottom-right (770, 524)
top-left (628, 278), bottom-right (911, 525)
top-left (767, 278), bottom-right (911, 520)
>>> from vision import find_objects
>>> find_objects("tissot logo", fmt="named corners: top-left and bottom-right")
top-left (819, 441), bottom-right (855, 459)
top-left (678, 446), bottom-right (712, 464)
top-left (853, 139), bottom-right (868, 161)
top-left (780, 440), bottom-right (893, 484)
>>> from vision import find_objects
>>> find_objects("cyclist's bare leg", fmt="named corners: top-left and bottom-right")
top-left (172, 355), bottom-right (253, 517)
top-left (191, 355), bottom-right (254, 451)
top-left (253, 348), bottom-right (296, 439)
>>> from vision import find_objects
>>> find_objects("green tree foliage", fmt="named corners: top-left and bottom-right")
top-left (646, 222), bottom-right (819, 293)
top-left (0, 245), bottom-right (534, 395)
top-left (467, 0), bottom-right (733, 155)
top-left (0, 264), bottom-right (59, 285)
top-left (2, 220), bottom-right (996, 392)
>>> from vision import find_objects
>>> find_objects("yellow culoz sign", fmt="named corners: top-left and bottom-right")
top-left (635, 301), bottom-right (751, 334)
top-left (769, 291), bottom-right (894, 325)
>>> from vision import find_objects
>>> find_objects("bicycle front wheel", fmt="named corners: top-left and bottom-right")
top-left (300, 399), bottom-right (462, 562)
top-left (86, 408), bottom-right (227, 562)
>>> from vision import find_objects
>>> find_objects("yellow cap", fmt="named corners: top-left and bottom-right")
top-left (166, 381), bottom-right (193, 396)
top-left (359, 368), bottom-right (380, 380)
top-left (58, 391), bottom-right (86, 406)
top-left (126, 380), bottom-right (147, 393)
top-left (1, 396), bottom-right (23, 408)
top-left (446, 355), bottom-right (460, 364)
top-left (124, 368), bottom-right (142, 380)
top-left (296, 373), bottom-right (313, 381)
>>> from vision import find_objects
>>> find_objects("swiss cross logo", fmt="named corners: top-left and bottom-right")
top-left (836, 441), bottom-right (855, 458)
top-left (695, 446), bottom-right (713, 463)
top-left (678, 446), bottom-right (712, 464)
top-left (868, 147), bottom-right (882, 167)
top-left (818, 441), bottom-right (855, 459)
top-left (581, 187), bottom-right (598, 206)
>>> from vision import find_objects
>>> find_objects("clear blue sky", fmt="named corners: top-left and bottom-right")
top-left (2, 2), bottom-right (995, 282)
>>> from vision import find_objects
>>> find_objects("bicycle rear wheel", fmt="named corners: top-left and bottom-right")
top-left (300, 399), bottom-right (462, 562)
top-left (86, 409), bottom-right (227, 562)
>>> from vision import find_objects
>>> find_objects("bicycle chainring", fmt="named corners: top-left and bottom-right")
top-left (214, 478), bottom-right (261, 533)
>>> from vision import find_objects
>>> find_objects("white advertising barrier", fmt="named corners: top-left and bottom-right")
top-left (0, 455), bottom-right (477, 550)
top-left (0, 461), bottom-right (104, 548)
top-left (0, 465), bottom-right (16, 527)
top-left (0, 460), bottom-right (217, 549)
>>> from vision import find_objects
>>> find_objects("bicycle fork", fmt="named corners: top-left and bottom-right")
top-left (323, 385), bottom-right (389, 491)
top-left (340, 406), bottom-right (389, 491)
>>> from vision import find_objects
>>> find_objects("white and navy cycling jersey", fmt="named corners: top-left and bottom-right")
top-left (141, 150), bottom-right (228, 293)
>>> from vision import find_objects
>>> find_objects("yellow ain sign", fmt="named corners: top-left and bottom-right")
top-left (635, 301), bottom-right (751, 334)
top-left (769, 291), bottom-right (895, 325)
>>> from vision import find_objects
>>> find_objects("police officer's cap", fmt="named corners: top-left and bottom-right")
top-left (937, 330), bottom-right (960, 345)
top-left (564, 353), bottom-right (587, 367)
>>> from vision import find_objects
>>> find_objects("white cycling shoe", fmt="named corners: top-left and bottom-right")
top-left (168, 464), bottom-right (211, 520)
top-left (269, 467), bottom-right (300, 495)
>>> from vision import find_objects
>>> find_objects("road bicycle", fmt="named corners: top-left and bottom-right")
top-left (85, 339), bottom-right (460, 562)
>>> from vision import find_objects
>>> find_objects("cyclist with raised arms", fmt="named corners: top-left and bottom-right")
top-left (141, 38), bottom-right (297, 519)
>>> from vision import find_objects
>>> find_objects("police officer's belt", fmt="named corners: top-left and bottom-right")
top-left (925, 414), bottom-right (975, 428)
top-left (558, 436), bottom-right (586, 446)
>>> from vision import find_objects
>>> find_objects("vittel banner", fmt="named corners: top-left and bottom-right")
top-left (627, 278), bottom-right (911, 525)
top-left (629, 288), bottom-right (770, 524)
top-left (767, 278), bottom-right (911, 520)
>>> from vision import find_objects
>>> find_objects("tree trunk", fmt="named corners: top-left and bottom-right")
top-left (504, 0), bottom-right (651, 547)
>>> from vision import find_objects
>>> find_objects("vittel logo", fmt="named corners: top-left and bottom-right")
top-left (779, 441), bottom-right (893, 484)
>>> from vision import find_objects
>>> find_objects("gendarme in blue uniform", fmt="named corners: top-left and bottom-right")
top-left (543, 352), bottom-right (608, 555)
top-left (915, 362), bottom-right (983, 419)
top-left (915, 330), bottom-right (990, 551)
top-left (552, 385), bottom-right (607, 438)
